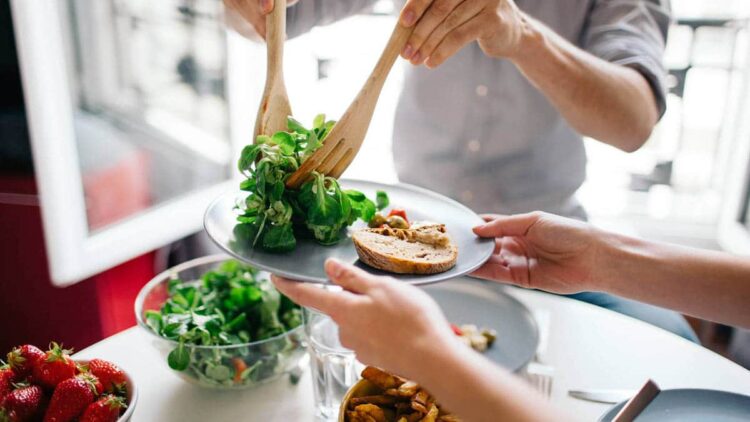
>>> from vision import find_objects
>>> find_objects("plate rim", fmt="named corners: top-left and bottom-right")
top-left (599, 388), bottom-right (750, 421)
top-left (204, 179), bottom-right (494, 285)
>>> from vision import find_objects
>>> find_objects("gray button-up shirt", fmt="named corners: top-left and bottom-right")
top-left (288, 0), bottom-right (670, 218)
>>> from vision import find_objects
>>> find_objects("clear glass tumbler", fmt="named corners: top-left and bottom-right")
top-left (304, 307), bottom-right (363, 420)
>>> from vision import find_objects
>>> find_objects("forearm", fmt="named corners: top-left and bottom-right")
top-left (510, 16), bottom-right (658, 152)
top-left (596, 232), bottom-right (750, 328)
top-left (411, 341), bottom-right (564, 422)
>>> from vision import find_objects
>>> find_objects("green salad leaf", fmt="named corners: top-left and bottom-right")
top-left (236, 115), bottom-right (389, 252)
top-left (168, 341), bottom-right (190, 371)
top-left (376, 190), bottom-right (389, 211)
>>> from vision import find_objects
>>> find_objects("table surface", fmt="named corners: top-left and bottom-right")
top-left (75, 287), bottom-right (750, 422)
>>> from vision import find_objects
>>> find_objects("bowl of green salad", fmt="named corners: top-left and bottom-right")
top-left (134, 255), bottom-right (305, 389)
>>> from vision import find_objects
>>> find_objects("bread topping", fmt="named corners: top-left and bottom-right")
top-left (368, 222), bottom-right (451, 248)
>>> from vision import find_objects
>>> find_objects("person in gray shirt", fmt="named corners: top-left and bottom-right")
top-left (226, 0), bottom-right (698, 342)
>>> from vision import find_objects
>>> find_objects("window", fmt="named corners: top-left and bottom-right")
top-left (11, 0), bottom-right (239, 285)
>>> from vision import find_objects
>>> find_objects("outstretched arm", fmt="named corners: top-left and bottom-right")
top-left (397, 0), bottom-right (669, 151)
top-left (472, 212), bottom-right (750, 329)
top-left (599, 230), bottom-right (750, 329)
top-left (273, 259), bottom-right (564, 422)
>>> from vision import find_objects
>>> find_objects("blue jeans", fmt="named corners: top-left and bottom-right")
top-left (566, 292), bottom-right (700, 343)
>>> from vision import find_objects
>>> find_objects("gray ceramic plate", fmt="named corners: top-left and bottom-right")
top-left (204, 180), bottom-right (494, 285)
top-left (425, 278), bottom-right (538, 372)
top-left (600, 389), bottom-right (750, 421)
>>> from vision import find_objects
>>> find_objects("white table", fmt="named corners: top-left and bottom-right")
top-left (75, 287), bottom-right (750, 421)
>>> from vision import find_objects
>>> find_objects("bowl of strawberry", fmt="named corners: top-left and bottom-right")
top-left (0, 343), bottom-right (137, 422)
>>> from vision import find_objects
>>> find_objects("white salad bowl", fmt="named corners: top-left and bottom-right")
top-left (134, 255), bottom-right (306, 390)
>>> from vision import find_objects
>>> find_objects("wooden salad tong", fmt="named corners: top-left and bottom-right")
top-left (254, 0), bottom-right (292, 140)
top-left (285, 21), bottom-right (415, 188)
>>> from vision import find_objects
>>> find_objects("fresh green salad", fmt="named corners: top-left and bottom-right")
top-left (236, 115), bottom-right (389, 253)
top-left (144, 260), bottom-right (304, 388)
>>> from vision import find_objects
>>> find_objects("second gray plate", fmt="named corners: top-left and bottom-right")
top-left (599, 389), bottom-right (750, 421)
top-left (425, 278), bottom-right (539, 372)
top-left (204, 180), bottom-right (494, 285)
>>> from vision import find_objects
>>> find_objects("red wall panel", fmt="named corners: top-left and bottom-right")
top-left (0, 175), bottom-right (155, 354)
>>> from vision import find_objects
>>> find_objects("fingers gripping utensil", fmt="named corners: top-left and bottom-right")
top-left (285, 22), bottom-right (415, 188)
top-left (254, 0), bottom-right (292, 140)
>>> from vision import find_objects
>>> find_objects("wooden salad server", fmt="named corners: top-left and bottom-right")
top-left (254, 0), bottom-right (292, 140)
top-left (612, 379), bottom-right (661, 422)
top-left (285, 21), bottom-right (415, 188)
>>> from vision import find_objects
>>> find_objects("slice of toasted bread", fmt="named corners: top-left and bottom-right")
top-left (352, 224), bottom-right (458, 274)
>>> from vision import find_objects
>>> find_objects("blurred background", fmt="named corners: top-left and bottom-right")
top-left (1, 0), bottom-right (749, 368)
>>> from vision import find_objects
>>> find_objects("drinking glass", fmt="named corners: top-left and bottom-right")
top-left (304, 307), bottom-right (363, 420)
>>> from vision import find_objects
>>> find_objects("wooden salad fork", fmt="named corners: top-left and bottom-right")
top-left (285, 22), bottom-right (415, 188)
top-left (254, 0), bottom-right (292, 140)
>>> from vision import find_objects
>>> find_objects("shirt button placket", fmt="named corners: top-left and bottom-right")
top-left (467, 139), bottom-right (481, 153)
top-left (475, 84), bottom-right (488, 97)
top-left (469, 81), bottom-right (487, 155)
top-left (460, 190), bottom-right (474, 204)
top-left (462, 50), bottom-right (488, 208)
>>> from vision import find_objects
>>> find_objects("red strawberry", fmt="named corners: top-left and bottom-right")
top-left (43, 375), bottom-right (97, 422)
top-left (0, 384), bottom-right (45, 422)
top-left (32, 343), bottom-right (76, 390)
top-left (85, 360), bottom-right (125, 394)
top-left (0, 367), bottom-right (16, 400)
top-left (82, 374), bottom-right (103, 397)
top-left (6, 346), bottom-right (44, 381)
top-left (78, 395), bottom-right (126, 422)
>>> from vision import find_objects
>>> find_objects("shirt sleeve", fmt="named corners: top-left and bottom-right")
top-left (581, 0), bottom-right (672, 118)
top-left (287, 0), bottom-right (380, 38)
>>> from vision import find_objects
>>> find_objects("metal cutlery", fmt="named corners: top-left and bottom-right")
top-left (525, 309), bottom-right (554, 399)
top-left (526, 362), bottom-right (555, 399)
top-left (568, 389), bottom-right (636, 404)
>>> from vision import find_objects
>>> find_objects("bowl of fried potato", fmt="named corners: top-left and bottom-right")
top-left (339, 366), bottom-right (461, 422)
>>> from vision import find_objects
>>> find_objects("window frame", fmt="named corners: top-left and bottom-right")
top-left (10, 0), bottom-right (261, 286)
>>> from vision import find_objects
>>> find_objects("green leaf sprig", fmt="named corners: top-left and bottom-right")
top-left (145, 260), bottom-right (302, 371)
top-left (236, 114), bottom-right (389, 252)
